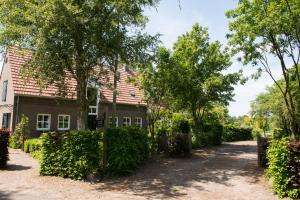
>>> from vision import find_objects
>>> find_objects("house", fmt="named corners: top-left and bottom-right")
top-left (0, 47), bottom-right (147, 137)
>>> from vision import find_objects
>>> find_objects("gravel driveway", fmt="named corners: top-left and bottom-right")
top-left (0, 141), bottom-right (280, 200)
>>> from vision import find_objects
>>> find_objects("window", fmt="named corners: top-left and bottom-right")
top-left (87, 86), bottom-right (98, 115)
top-left (109, 117), bottom-right (118, 127)
top-left (123, 117), bottom-right (131, 127)
top-left (58, 115), bottom-right (70, 131)
top-left (2, 80), bottom-right (8, 102)
top-left (37, 114), bottom-right (51, 131)
top-left (135, 117), bottom-right (143, 128)
top-left (2, 113), bottom-right (10, 129)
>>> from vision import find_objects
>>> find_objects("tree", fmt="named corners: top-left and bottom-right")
top-left (156, 24), bottom-right (241, 127)
top-left (0, 0), bottom-right (159, 129)
top-left (226, 0), bottom-right (300, 138)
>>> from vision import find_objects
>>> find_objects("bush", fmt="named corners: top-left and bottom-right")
top-left (272, 128), bottom-right (288, 139)
top-left (223, 125), bottom-right (253, 142)
top-left (9, 134), bottom-right (22, 149)
top-left (171, 113), bottom-right (191, 133)
top-left (192, 123), bottom-right (223, 148)
top-left (169, 132), bottom-right (191, 157)
top-left (9, 115), bottom-right (30, 149)
top-left (267, 138), bottom-right (300, 199)
top-left (106, 127), bottom-right (149, 176)
top-left (40, 130), bottom-right (103, 180)
top-left (24, 138), bottom-right (42, 157)
top-left (0, 129), bottom-right (9, 168)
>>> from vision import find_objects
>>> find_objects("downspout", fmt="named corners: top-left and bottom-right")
top-left (14, 95), bottom-right (19, 133)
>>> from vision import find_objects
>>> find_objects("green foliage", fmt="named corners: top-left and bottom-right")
top-left (106, 127), bottom-right (149, 176)
top-left (192, 123), bottom-right (223, 148)
top-left (0, 129), bottom-right (9, 168)
top-left (9, 135), bottom-right (22, 149)
top-left (9, 115), bottom-right (30, 149)
top-left (152, 24), bottom-right (241, 125)
top-left (227, 0), bottom-right (300, 138)
top-left (272, 128), bottom-right (288, 140)
top-left (223, 124), bottom-right (253, 142)
top-left (0, 0), bottom-right (159, 129)
top-left (24, 138), bottom-right (42, 155)
top-left (267, 138), bottom-right (300, 199)
top-left (171, 113), bottom-right (191, 133)
top-left (40, 130), bottom-right (103, 180)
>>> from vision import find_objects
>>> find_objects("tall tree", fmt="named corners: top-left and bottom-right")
top-left (226, 0), bottom-right (300, 138)
top-left (156, 24), bottom-right (241, 127)
top-left (0, 0), bottom-right (159, 129)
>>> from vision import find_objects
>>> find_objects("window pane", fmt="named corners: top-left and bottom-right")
top-left (38, 115), bottom-right (43, 121)
top-left (44, 115), bottom-right (49, 122)
top-left (87, 87), bottom-right (97, 106)
top-left (38, 122), bottom-right (43, 128)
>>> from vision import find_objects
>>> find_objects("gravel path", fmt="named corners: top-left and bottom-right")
top-left (0, 141), bottom-right (280, 200)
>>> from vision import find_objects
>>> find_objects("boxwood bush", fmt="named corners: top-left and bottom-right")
top-left (223, 125), bottom-right (253, 142)
top-left (40, 130), bottom-right (103, 180)
top-left (0, 129), bottom-right (9, 168)
top-left (267, 138), bottom-right (300, 199)
top-left (106, 127), bottom-right (149, 176)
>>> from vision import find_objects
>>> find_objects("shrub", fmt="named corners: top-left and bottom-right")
top-left (9, 134), bottom-right (22, 149)
top-left (9, 115), bottom-right (30, 149)
top-left (272, 128), bottom-right (288, 139)
top-left (267, 138), bottom-right (300, 199)
top-left (40, 130), bottom-right (103, 180)
top-left (24, 138), bottom-right (42, 155)
top-left (0, 129), bottom-right (9, 168)
top-left (223, 125), bottom-right (253, 142)
top-left (171, 113), bottom-right (191, 133)
top-left (192, 123), bottom-right (223, 148)
top-left (106, 127), bottom-right (149, 176)
top-left (169, 132), bottom-right (191, 157)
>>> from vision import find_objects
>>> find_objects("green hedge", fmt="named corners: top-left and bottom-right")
top-left (192, 123), bottom-right (223, 148)
top-left (223, 125), bottom-right (253, 142)
top-left (24, 138), bottom-right (42, 153)
top-left (0, 129), bottom-right (9, 168)
top-left (106, 127), bottom-right (149, 176)
top-left (40, 130), bottom-right (103, 180)
top-left (267, 138), bottom-right (300, 199)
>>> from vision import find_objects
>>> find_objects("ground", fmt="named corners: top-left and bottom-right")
top-left (0, 141), bottom-right (281, 200)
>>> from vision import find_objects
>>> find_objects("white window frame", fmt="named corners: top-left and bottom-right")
top-left (123, 117), bottom-right (131, 127)
top-left (57, 114), bottom-right (71, 131)
top-left (109, 116), bottom-right (119, 127)
top-left (87, 80), bottom-right (100, 116)
top-left (37, 114), bottom-right (51, 131)
top-left (135, 117), bottom-right (143, 128)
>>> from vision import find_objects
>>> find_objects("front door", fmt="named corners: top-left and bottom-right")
top-left (87, 115), bottom-right (97, 130)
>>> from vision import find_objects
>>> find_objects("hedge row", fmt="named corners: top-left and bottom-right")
top-left (267, 138), bottom-right (300, 199)
top-left (223, 125), bottom-right (253, 142)
top-left (192, 123), bottom-right (223, 148)
top-left (40, 131), bottom-right (103, 180)
top-left (24, 138), bottom-right (42, 153)
top-left (106, 127), bottom-right (149, 175)
top-left (39, 127), bottom-right (150, 179)
top-left (0, 129), bottom-right (9, 168)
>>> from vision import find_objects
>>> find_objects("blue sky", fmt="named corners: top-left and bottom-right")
top-left (144, 0), bottom-right (283, 116)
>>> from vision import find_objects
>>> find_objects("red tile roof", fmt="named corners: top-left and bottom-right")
top-left (6, 47), bottom-right (146, 106)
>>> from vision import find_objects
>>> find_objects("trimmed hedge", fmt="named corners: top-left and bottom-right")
top-left (24, 138), bottom-right (42, 153)
top-left (0, 129), bottom-right (9, 168)
top-left (267, 138), bottom-right (300, 199)
top-left (192, 123), bottom-right (223, 148)
top-left (106, 127), bottom-right (149, 176)
top-left (40, 131), bottom-right (103, 180)
top-left (223, 125), bottom-right (253, 142)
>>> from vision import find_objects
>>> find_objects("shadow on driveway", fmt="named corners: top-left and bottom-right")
top-left (95, 142), bottom-right (262, 199)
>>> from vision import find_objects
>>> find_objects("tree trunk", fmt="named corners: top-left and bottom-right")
top-left (112, 59), bottom-right (119, 127)
top-left (77, 76), bottom-right (88, 130)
